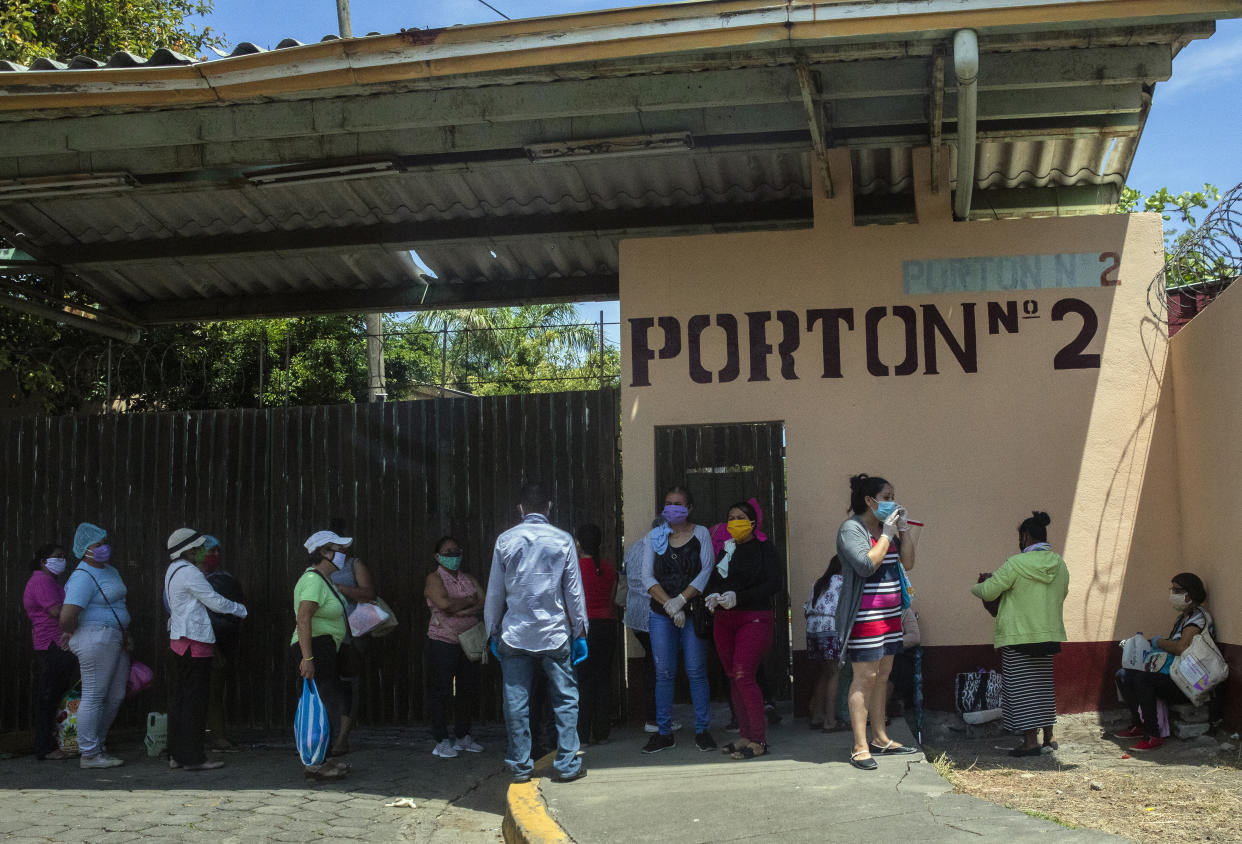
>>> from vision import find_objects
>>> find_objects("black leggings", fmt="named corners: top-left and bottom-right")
top-left (34, 645), bottom-right (78, 758)
top-left (426, 638), bottom-right (479, 741)
top-left (1116, 668), bottom-right (1187, 737)
top-left (578, 620), bottom-right (618, 742)
top-left (291, 636), bottom-right (345, 753)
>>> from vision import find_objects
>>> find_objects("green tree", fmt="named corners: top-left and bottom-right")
top-left (0, 0), bottom-right (225, 66)
top-left (405, 304), bottom-right (614, 395)
top-left (1117, 183), bottom-right (1234, 290)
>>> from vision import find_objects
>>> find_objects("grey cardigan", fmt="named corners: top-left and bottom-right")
top-left (833, 515), bottom-right (888, 658)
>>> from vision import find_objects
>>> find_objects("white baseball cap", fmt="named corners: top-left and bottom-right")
top-left (167, 528), bottom-right (208, 560)
top-left (304, 530), bottom-right (352, 554)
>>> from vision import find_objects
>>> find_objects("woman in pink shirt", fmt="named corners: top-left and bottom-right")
top-left (424, 536), bottom-right (486, 759)
top-left (22, 543), bottom-right (77, 761)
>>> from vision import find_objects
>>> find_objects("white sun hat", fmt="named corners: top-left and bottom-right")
top-left (167, 528), bottom-right (208, 560)
top-left (303, 530), bottom-right (353, 554)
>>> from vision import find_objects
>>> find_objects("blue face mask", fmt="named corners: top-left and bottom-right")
top-left (438, 553), bottom-right (463, 571)
top-left (88, 544), bottom-right (112, 563)
top-left (872, 500), bottom-right (898, 520)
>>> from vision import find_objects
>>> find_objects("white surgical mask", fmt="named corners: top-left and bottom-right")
top-left (44, 557), bottom-right (67, 575)
top-left (1169, 591), bottom-right (1190, 612)
top-left (332, 551), bottom-right (348, 570)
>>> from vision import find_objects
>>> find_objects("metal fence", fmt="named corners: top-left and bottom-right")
top-left (2, 388), bottom-right (621, 733)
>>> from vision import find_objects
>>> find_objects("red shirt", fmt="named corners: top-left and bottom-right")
top-left (578, 557), bottom-right (618, 621)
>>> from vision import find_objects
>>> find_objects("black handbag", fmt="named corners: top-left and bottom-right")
top-left (689, 596), bottom-right (713, 639)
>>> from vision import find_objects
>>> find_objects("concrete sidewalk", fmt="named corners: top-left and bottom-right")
top-left (512, 709), bottom-right (1127, 843)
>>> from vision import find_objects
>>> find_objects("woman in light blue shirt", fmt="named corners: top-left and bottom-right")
top-left (59, 522), bottom-right (131, 769)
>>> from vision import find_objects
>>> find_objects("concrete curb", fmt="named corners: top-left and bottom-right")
top-left (502, 751), bottom-right (574, 844)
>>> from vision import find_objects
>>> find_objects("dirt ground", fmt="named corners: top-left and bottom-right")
top-left (921, 709), bottom-right (1242, 843)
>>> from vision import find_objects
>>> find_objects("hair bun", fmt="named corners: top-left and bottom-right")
top-left (1032, 511), bottom-right (1051, 528)
top-left (849, 473), bottom-right (870, 491)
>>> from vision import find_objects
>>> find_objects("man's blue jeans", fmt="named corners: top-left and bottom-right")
top-left (649, 611), bottom-right (711, 735)
top-left (498, 638), bottom-right (581, 779)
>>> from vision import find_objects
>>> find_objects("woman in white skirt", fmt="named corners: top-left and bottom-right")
top-left (971, 512), bottom-right (1069, 757)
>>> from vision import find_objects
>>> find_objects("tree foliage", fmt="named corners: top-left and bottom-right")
top-left (1117, 183), bottom-right (1229, 290)
top-left (0, 0), bottom-right (225, 66)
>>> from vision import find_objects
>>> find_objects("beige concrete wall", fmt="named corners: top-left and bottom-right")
top-left (1168, 279), bottom-right (1242, 644)
top-left (619, 148), bottom-right (1170, 649)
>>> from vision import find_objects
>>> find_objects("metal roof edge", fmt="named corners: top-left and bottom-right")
top-left (0, 0), bottom-right (1237, 113)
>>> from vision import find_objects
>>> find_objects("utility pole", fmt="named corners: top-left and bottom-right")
top-left (335, 0), bottom-right (386, 403)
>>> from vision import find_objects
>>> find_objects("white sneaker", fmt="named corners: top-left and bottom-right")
top-left (432, 739), bottom-right (459, 758)
top-left (80, 754), bottom-right (124, 769)
top-left (453, 735), bottom-right (484, 753)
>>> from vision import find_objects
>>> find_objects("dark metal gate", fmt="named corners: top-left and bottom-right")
top-left (1, 389), bottom-right (620, 732)
top-left (653, 421), bottom-right (790, 699)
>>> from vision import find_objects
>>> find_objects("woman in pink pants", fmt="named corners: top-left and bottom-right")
top-left (704, 501), bottom-right (783, 760)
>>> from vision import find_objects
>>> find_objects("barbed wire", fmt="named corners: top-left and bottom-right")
top-left (1148, 181), bottom-right (1242, 325)
top-left (3, 321), bottom-right (621, 413)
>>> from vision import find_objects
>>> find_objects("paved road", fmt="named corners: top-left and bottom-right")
top-left (0, 725), bottom-right (509, 844)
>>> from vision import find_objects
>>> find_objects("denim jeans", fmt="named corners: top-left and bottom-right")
top-left (68, 626), bottom-right (130, 757)
top-left (649, 611), bottom-right (711, 735)
top-left (498, 639), bottom-right (581, 779)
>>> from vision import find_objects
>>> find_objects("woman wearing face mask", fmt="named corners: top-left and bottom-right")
top-left (200, 536), bottom-right (246, 752)
top-left (291, 530), bottom-right (353, 780)
top-left (639, 485), bottom-right (717, 754)
top-left (23, 543), bottom-right (78, 761)
top-left (1113, 573), bottom-right (1211, 752)
top-left (835, 474), bottom-right (920, 771)
top-left (424, 536), bottom-right (485, 759)
top-left (970, 512), bottom-right (1069, 756)
top-left (327, 528), bottom-right (375, 757)
top-left (59, 523), bottom-right (131, 769)
top-left (704, 501), bottom-right (783, 760)
top-left (164, 528), bottom-right (248, 771)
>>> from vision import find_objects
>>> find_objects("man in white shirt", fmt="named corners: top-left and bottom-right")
top-left (484, 483), bottom-right (589, 783)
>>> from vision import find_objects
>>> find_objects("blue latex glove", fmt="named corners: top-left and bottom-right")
top-left (490, 637), bottom-right (500, 659)
top-left (571, 636), bottom-right (589, 665)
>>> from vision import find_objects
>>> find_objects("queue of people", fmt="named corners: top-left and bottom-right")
top-left (21, 479), bottom-right (1210, 784)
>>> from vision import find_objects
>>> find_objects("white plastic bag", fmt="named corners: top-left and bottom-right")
top-left (348, 601), bottom-right (392, 638)
top-left (1120, 634), bottom-right (1150, 671)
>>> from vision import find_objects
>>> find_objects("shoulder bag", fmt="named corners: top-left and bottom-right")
top-left (1170, 609), bottom-right (1228, 706)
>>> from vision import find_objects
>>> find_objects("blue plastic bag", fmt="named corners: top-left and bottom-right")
top-left (294, 678), bottom-right (330, 767)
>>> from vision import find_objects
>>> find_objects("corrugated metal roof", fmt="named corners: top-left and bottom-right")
top-left (0, 0), bottom-right (1229, 324)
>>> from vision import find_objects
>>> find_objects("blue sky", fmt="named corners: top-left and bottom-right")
top-left (193, 2), bottom-right (1242, 337)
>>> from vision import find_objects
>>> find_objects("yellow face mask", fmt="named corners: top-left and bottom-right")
top-left (726, 519), bottom-right (754, 541)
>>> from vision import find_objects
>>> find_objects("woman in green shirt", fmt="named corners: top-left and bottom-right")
top-left (291, 530), bottom-right (352, 780)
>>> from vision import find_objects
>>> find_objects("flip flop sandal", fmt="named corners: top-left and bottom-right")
top-left (730, 744), bottom-right (767, 760)
top-left (720, 742), bottom-right (740, 754)
top-left (871, 740), bottom-right (919, 755)
top-left (849, 751), bottom-right (877, 770)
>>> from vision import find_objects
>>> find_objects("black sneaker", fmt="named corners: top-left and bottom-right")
top-left (695, 731), bottom-right (717, 752)
top-left (552, 767), bottom-right (587, 783)
top-left (642, 732), bottom-right (676, 754)
top-left (725, 719), bottom-right (740, 733)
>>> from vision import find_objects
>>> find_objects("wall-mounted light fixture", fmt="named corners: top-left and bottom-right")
top-left (525, 132), bottom-right (694, 163)
top-left (0, 173), bottom-right (136, 202)
top-left (246, 160), bottom-right (401, 188)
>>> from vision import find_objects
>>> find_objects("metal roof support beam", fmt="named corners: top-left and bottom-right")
top-left (929, 49), bottom-right (945, 194)
top-left (796, 63), bottom-right (833, 199)
top-left (127, 274), bottom-right (621, 324)
top-left (953, 29), bottom-right (979, 221)
top-left (57, 199), bottom-right (813, 268)
top-left (0, 293), bottom-right (141, 342)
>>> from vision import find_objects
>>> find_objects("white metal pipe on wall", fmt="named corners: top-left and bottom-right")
top-left (953, 29), bottom-right (979, 221)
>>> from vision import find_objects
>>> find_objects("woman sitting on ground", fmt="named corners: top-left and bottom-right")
top-left (1114, 572), bottom-right (1211, 752)
top-left (971, 511), bottom-right (1069, 757)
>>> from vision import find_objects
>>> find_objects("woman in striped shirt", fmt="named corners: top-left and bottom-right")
top-left (834, 474), bottom-right (920, 771)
